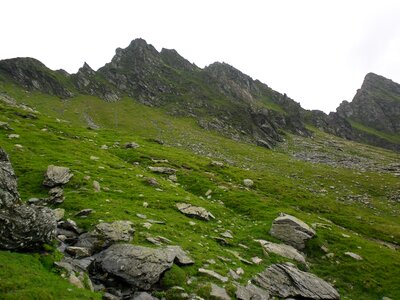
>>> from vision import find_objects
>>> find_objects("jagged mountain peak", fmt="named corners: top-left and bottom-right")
top-left (78, 62), bottom-right (95, 75)
top-left (160, 48), bottom-right (198, 71)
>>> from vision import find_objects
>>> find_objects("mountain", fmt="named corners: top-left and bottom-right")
top-left (0, 38), bottom-right (399, 300)
top-left (1, 39), bottom-right (399, 151)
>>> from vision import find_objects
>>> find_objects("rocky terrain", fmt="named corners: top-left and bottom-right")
top-left (0, 39), bottom-right (399, 300)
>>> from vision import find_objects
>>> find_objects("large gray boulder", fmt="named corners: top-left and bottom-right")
top-left (91, 243), bottom-right (194, 290)
top-left (43, 165), bottom-right (73, 187)
top-left (252, 263), bottom-right (340, 300)
top-left (75, 220), bottom-right (135, 254)
top-left (0, 149), bottom-right (57, 250)
top-left (270, 214), bottom-right (315, 250)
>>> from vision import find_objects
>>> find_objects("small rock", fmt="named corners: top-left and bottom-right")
top-left (243, 179), bottom-right (254, 187)
top-left (211, 161), bottom-right (224, 167)
top-left (8, 134), bottom-right (19, 139)
top-left (342, 233), bottom-right (350, 238)
top-left (100, 144), bottom-right (108, 150)
top-left (143, 202), bottom-right (149, 208)
top-left (125, 142), bottom-right (140, 149)
top-left (136, 213), bottom-right (147, 219)
top-left (146, 177), bottom-right (159, 187)
top-left (68, 273), bottom-right (84, 289)
top-left (93, 180), bottom-right (101, 192)
top-left (220, 231), bottom-right (233, 239)
top-left (198, 268), bottom-right (228, 283)
top-left (344, 252), bottom-right (363, 260)
top-left (251, 256), bottom-right (263, 264)
top-left (48, 186), bottom-right (65, 204)
top-left (168, 174), bottom-right (178, 182)
top-left (65, 246), bottom-right (91, 258)
top-left (43, 165), bottom-right (73, 187)
top-left (53, 208), bottom-right (65, 221)
top-left (176, 203), bottom-right (214, 221)
top-left (143, 222), bottom-right (152, 229)
top-left (14, 144), bottom-right (23, 149)
top-left (90, 156), bottom-right (99, 161)
top-left (205, 189), bottom-right (212, 196)
top-left (148, 166), bottom-right (176, 175)
top-left (75, 209), bottom-right (93, 217)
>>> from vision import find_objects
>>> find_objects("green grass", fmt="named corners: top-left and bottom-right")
top-left (0, 86), bottom-right (399, 299)
top-left (349, 119), bottom-right (400, 144)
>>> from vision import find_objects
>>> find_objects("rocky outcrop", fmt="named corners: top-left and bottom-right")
top-left (253, 263), bottom-right (340, 300)
top-left (270, 214), bottom-right (315, 250)
top-left (0, 148), bottom-right (57, 250)
top-left (90, 243), bottom-right (193, 291)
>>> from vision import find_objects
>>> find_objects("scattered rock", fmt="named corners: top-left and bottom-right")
top-left (65, 246), bottom-right (91, 258)
top-left (125, 142), bottom-right (140, 149)
top-left (8, 134), bottom-right (19, 139)
top-left (210, 161), bottom-right (224, 167)
top-left (257, 240), bottom-right (306, 264)
top-left (243, 179), bottom-right (254, 187)
top-left (168, 174), bottom-right (177, 182)
top-left (270, 213), bottom-right (316, 250)
top-left (344, 252), bottom-right (363, 260)
top-left (93, 180), bottom-right (101, 192)
top-left (253, 263), bottom-right (340, 300)
top-left (148, 166), bottom-right (177, 175)
top-left (210, 283), bottom-right (231, 300)
top-left (68, 273), bottom-right (84, 289)
top-left (91, 243), bottom-right (193, 290)
top-left (220, 230), bottom-right (233, 239)
top-left (0, 149), bottom-right (57, 250)
top-left (43, 165), bottom-right (73, 187)
top-left (132, 292), bottom-right (159, 300)
top-left (90, 156), bottom-right (99, 161)
top-left (198, 268), bottom-right (228, 283)
top-left (251, 257), bottom-right (263, 265)
top-left (146, 177), bottom-right (159, 187)
top-left (75, 208), bottom-right (93, 217)
top-left (176, 203), bottom-right (215, 221)
top-left (100, 144), bottom-right (108, 150)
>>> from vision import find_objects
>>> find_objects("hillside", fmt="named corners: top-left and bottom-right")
top-left (0, 39), bottom-right (399, 300)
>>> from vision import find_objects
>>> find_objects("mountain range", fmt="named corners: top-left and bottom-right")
top-left (0, 38), bottom-right (399, 151)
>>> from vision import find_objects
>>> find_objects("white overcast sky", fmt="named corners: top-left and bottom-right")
top-left (1, 0), bottom-right (400, 113)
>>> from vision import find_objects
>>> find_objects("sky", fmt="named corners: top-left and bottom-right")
top-left (1, 0), bottom-right (400, 113)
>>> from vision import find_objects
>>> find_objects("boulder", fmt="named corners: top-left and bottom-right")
top-left (75, 220), bottom-right (135, 254)
top-left (270, 214), bottom-right (315, 250)
top-left (90, 243), bottom-right (193, 290)
top-left (243, 179), bottom-right (254, 187)
top-left (43, 165), bottom-right (73, 187)
top-left (0, 148), bottom-right (57, 250)
top-left (257, 240), bottom-right (306, 264)
top-left (252, 263), bottom-right (340, 300)
top-left (176, 203), bottom-right (215, 221)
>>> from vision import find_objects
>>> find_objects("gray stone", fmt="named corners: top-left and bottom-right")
top-left (210, 283), bottom-right (231, 300)
top-left (75, 208), bottom-right (93, 217)
top-left (68, 273), bottom-right (84, 289)
top-left (53, 208), bottom-right (65, 221)
top-left (176, 203), bottom-right (214, 221)
top-left (198, 268), bottom-right (228, 283)
top-left (252, 263), bottom-right (340, 300)
top-left (243, 179), bottom-right (254, 187)
top-left (93, 180), bottom-right (101, 192)
top-left (270, 214), bottom-right (315, 250)
top-left (75, 220), bottom-right (135, 254)
top-left (148, 166), bottom-right (177, 175)
top-left (43, 165), bottom-right (73, 187)
top-left (48, 186), bottom-right (64, 204)
top-left (257, 240), bottom-right (306, 264)
top-left (344, 252), bottom-right (363, 260)
top-left (234, 282), bottom-right (270, 300)
top-left (65, 246), bottom-right (91, 258)
top-left (91, 243), bottom-right (193, 290)
top-left (0, 148), bottom-right (57, 250)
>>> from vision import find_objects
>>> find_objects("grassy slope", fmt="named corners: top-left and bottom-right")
top-left (0, 83), bottom-right (399, 299)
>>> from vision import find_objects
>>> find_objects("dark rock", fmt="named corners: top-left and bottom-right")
top-left (124, 142), bottom-right (140, 149)
top-left (43, 165), bottom-right (73, 187)
top-left (252, 263), bottom-right (340, 300)
top-left (0, 148), bottom-right (57, 250)
top-left (90, 243), bottom-right (193, 290)
top-left (48, 186), bottom-right (65, 204)
top-left (75, 208), bottom-right (93, 217)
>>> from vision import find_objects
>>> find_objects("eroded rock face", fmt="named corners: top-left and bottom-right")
top-left (0, 148), bottom-right (57, 250)
top-left (253, 263), bottom-right (340, 300)
top-left (270, 214), bottom-right (315, 250)
top-left (176, 203), bottom-right (215, 221)
top-left (90, 243), bottom-right (193, 290)
top-left (43, 165), bottom-right (73, 187)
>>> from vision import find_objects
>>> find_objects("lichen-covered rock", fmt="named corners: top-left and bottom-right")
top-left (0, 148), bottom-right (57, 250)
top-left (270, 214), bottom-right (315, 250)
top-left (252, 263), bottom-right (340, 300)
top-left (90, 243), bottom-right (194, 290)
top-left (176, 203), bottom-right (215, 221)
top-left (43, 165), bottom-right (73, 187)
